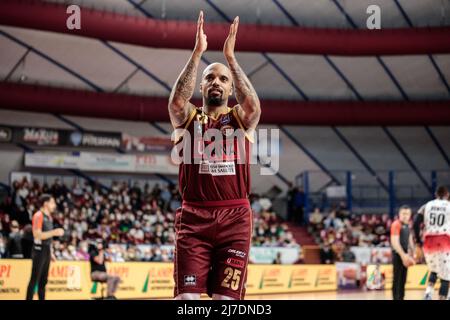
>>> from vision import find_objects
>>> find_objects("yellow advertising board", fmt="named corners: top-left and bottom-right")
top-left (366, 264), bottom-right (433, 290)
top-left (45, 261), bottom-right (92, 300)
top-left (91, 262), bottom-right (174, 299)
top-left (246, 264), bottom-right (337, 294)
top-left (0, 259), bottom-right (31, 299)
top-left (4, 259), bottom-right (411, 299)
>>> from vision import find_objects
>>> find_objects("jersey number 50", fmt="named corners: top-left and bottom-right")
top-left (429, 212), bottom-right (445, 227)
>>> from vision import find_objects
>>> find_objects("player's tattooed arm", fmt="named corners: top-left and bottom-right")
top-left (168, 55), bottom-right (199, 127)
top-left (168, 11), bottom-right (207, 128)
top-left (223, 17), bottom-right (261, 130)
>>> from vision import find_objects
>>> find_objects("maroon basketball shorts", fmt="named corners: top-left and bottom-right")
top-left (173, 199), bottom-right (252, 300)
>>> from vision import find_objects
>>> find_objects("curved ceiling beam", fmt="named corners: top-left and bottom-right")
top-left (0, 82), bottom-right (449, 125)
top-left (0, 0), bottom-right (450, 55)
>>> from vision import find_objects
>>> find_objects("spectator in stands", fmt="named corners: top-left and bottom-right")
top-left (0, 219), bottom-right (5, 238)
top-left (0, 236), bottom-right (6, 258)
top-left (151, 246), bottom-right (164, 262)
top-left (323, 210), bottom-right (344, 230)
top-left (21, 224), bottom-right (33, 258)
top-left (76, 241), bottom-right (90, 261)
top-left (273, 252), bottom-right (282, 264)
top-left (286, 182), bottom-right (296, 222)
top-left (142, 248), bottom-right (153, 262)
top-left (17, 181), bottom-right (30, 207)
top-left (309, 204), bottom-right (394, 263)
top-left (320, 243), bottom-right (335, 264)
top-left (51, 179), bottom-right (67, 198)
top-left (293, 187), bottom-right (305, 225)
top-left (341, 245), bottom-right (356, 263)
top-left (308, 207), bottom-right (324, 234)
top-left (7, 220), bottom-right (23, 258)
top-left (358, 227), bottom-right (375, 247)
top-left (336, 201), bottom-right (350, 220)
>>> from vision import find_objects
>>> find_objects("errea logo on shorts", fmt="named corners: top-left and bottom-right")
top-left (184, 275), bottom-right (196, 286)
top-left (227, 249), bottom-right (246, 258)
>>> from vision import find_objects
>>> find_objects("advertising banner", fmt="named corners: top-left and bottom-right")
top-left (326, 186), bottom-right (346, 198)
top-left (15, 127), bottom-right (60, 146)
top-left (0, 126), bottom-right (12, 142)
top-left (67, 131), bottom-right (122, 148)
top-left (370, 248), bottom-right (392, 264)
top-left (24, 152), bottom-right (178, 175)
top-left (350, 247), bottom-right (371, 264)
top-left (0, 260), bottom-right (337, 299)
top-left (249, 247), bottom-right (300, 264)
top-left (9, 126), bottom-right (122, 148)
top-left (0, 259), bottom-right (31, 299)
top-left (366, 264), bottom-right (432, 290)
top-left (246, 264), bottom-right (336, 295)
top-left (0, 260), bottom-right (91, 300)
top-left (336, 262), bottom-right (361, 289)
top-left (123, 134), bottom-right (172, 152)
top-left (0, 260), bottom-right (435, 299)
top-left (350, 246), bottom-right (392, 264)
top-left (25, 152), bottom-right (80, 169)
top-left (134, 154), bottom-right (178, 175)
top-left (80, 152), bottom-right (135, 172)
top-left (44, 261), bottom-right (92, 300)
top-left (93, 262), bottom-right (174, 299)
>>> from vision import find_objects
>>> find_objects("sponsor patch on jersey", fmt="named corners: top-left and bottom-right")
top-left (220, 124), bottom-right (234, 137)
top-left (198, 161), bottom-right (236, 176)
top-left (199, 160), bottom-right (210, 174)
top-left (226, 258), bottom-right (245, 268)
top-left (221, 113), bottom-right (231, 125)
top-left (184, 275), bottom-right (196, 286)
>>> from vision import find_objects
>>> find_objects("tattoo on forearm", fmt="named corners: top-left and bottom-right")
top-left (229, 61), bottom-right (258, 105)
top-left (171, 57), bottom-right (198, 102)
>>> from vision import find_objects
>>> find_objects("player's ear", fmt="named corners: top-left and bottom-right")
top-left (199, 83), bottom-right (203, 93)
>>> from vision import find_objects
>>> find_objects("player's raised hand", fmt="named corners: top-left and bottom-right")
top-left (194, 11), bottom-right (207, 55)
top-left (223, 16), bottom-right (239, 60)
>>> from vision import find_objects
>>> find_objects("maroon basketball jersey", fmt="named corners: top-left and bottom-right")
top-left (175, 106), bottom-right (253, 202)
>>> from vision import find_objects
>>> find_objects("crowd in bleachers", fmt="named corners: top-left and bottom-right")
top-left (307, 203), bottom-right (392, 264)
top-left (0, 178), bottom-right (297, 261)
top-left (0, 177), bottom-right (399, 265)
top-left (250, 194), bottom-right (297, 248)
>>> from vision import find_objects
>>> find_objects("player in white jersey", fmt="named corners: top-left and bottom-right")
top-left (414, 186), bottom-right (450, 300)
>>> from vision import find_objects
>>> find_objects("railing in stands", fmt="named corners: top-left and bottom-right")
top-left (296, 169), bottom-right (450, 218)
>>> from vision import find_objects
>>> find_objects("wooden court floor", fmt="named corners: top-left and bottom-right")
top-left (244, 289), bottom-right (425, 300)
top-left (162, 290), bottom-right (427, 300)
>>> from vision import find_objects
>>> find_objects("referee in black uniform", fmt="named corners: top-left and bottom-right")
top-left (390, 205), bottom-right (415, 300)
top-left (25, 194), bottom-right (64, 300)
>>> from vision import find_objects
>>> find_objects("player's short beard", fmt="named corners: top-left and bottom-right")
top-left (207, 95), bottom-right (225, 107)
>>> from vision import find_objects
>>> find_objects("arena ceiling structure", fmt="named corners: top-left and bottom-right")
top-left (0, 0), bottom-right (449, 125)
top-left (0, 0), bottom-right (449, 197)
